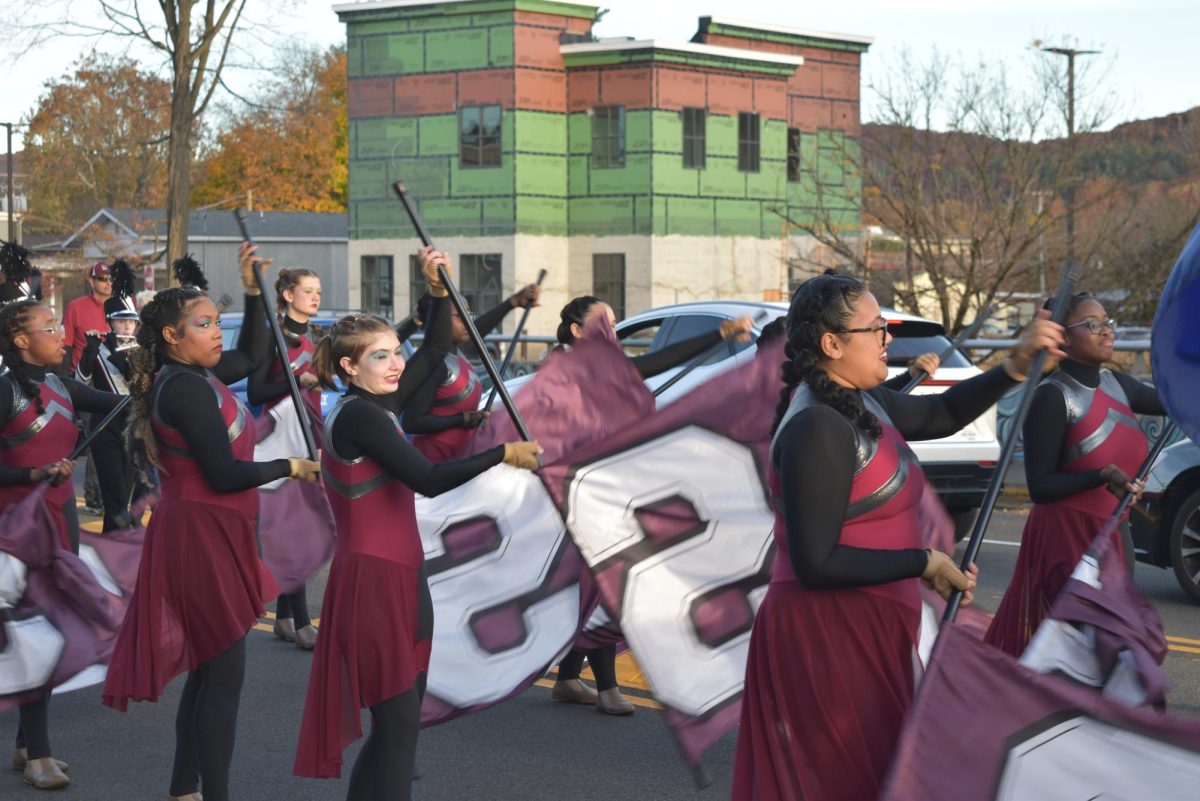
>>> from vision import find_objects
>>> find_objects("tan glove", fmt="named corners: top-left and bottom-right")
top-left (921, 550), bottom-right (976, 605)
top-left (288, 458), bottom-right (322, 483)
top-left (502, 441), bottom-right (543, 471)
top-left (418, 246), bottom-right (450, 298)
top-left (718, 315), bottom-right (753, 342)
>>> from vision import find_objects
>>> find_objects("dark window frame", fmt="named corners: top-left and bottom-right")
top-left (361, 255), bottom-right (394, 318)
top-left (787, 127), bottom-right (801, 182)
top-left (459, 253), bottom-right (503, 320)
top-left (682, 107), bottom-right (706, 170)
top-left (738, 112), bottom-right (761, 173)
top-left (459, 104), bottom-right (503, 168)
top-left (591, 105), bottom-right (626, 169)
top-left (592, 253), bottom-right (626, 320)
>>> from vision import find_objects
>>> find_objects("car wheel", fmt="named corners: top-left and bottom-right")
top-left (1168, 487), bottom-right (1200, 604)
top-left (951, 507), bottom-right (979, 543)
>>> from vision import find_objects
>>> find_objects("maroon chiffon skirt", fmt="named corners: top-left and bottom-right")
top-left (985, 503), bottom-right (1122, 657)
top-left (102, 499), bottom-right (279, 710)
top-left (294, 553), bottom-right (425, 779)
top-left (732, 582), bottom-right (920, 801)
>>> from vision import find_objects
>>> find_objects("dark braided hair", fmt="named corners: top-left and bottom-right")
top-left (125, 286), bottom-right (207, 473)
top-left (1044, 291), bottom-right (1094, 318)
top-left (770, 270), bottom-right (883, 439)
top-left (556, 295), bottom-right (602, 346)
top-left (0, 300), bottom-right (49, 414)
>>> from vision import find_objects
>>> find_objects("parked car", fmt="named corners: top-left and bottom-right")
top-left (1132, 437), bottom-right (1200, 604)
top-left (500, 301), bottom-right (1001, 538)
top-left (218, 312), bottom-right (368, 418)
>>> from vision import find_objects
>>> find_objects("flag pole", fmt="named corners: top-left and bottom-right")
top-left (944, 266), bottom-right (1080, 622)
top-left (234, 210), bottom-right (319, 461)
top-left (67, 396), bottom-right (132, 462)
top-left (651, 311), bottom-right (769, 399)
top-left (483, 268), bottom-right (547, 413)
top-left (392, 181), bottom-right (534, 443)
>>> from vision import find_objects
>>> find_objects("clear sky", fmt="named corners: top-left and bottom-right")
top-left (1, 0), bottom-right (1197, 150)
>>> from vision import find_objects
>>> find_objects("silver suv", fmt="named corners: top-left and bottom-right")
top-left (505, 301), bottom-right (1001, 538)
top-left (1132, 436), bottom-right (1200, 603)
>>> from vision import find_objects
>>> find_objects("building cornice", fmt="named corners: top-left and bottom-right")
top-left (698, 16), bottom-right (873, 53)
top-left (560, 39), bottom-right (803, 75)
top-left (333, 0), bottom-right (600, 22)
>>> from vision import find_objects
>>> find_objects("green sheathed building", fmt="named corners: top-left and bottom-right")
top-left (336, 0), bottom-right (871, 329)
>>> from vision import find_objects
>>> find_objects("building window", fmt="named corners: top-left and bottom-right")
top-left (683, 107), bottom-right (706, 169)
top-left (408, 256), bottom-right (424, 313)
top-left (592, 254), bottom-right (626, 320)
top-left (459, 254), bottom-right (503, 318)
top-left (787, 127), bottom-right (801, 182)
top-left (738, 112), bottom-right (760, 173)
top-left (591, 105), bottom-right (625, 169)
top-left (361, 255), bottom-right (394, 318)
top-left (460, 105), bottom-right (502, 168)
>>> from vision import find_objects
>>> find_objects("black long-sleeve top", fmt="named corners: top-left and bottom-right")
top-left (246, 315), bottom-right (311, 406)
top-left (632, 329), bottom-right (723, 379)
top-left (153, 292), bottom-right (293, 493)
top-left (401, 297), bottom-right (514, 435)
top-left (329, 294), bottom-right (506, 493)
top-left (773, 365), bottom-right (1019, 589)
top-left (0, 362), bottom-right (123, 484)
top-left (1023, 359), bottom-right (1164, 504)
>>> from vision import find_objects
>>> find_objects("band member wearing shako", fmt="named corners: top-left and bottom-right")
top-left (404, 281), bottom-right (540, 462)
top-left (549, 295), bottom-right (754, 715)
top-left (0, 241), bottom-right (41, 309)
top-left (101, 246), bottom-right (320, 801)
top-left (294, 249), bottom-right (541, 801)
top-left (247, 268), bottom-right (326, 650)
top-left (730, 271), bottom-right (1063, 801)
top-left (0, 298), bottom-right (123, 790)
top-left (985, 292), bottom-right (1164, 656)
top-left (77, 259), bottom-right (141, 531)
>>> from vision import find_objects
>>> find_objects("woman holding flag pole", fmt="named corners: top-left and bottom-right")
top-left (731, 270), bottom-right (1064, 801)
top-left (0, 293), bottom-right (123, 790)
top-left (247, 267), bottom-right (336, 651)
top-left (101, 247), bottom-right (321, 801)
top-left (985, 292), bottom-right (1165, 657)
top-left (294, 247), bottom-right (541, 800)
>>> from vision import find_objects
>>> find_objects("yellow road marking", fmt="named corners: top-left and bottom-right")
top-left (1167, 635), bottom-right (1200, 647)
top-left (1168, 644), bottom-right (1200, 655)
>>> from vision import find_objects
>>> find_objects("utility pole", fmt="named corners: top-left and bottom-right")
top-left (1041, 46), bottom-right (1100, 269)
top-left (3, 122), bottom-right (15, 243)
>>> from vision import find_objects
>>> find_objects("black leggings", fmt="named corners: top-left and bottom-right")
top-left (276, 586), bottom-right (312, 631)
top-left (169, 637), bottom-right (247, 801)
top-left (92, 420), bottom-right (134, 531)
top-left (14, 499), bottom-right (83, 759)
top-left (346, 690), bottom-right (421, 801)
top-left (557, 644), bottom-right (618, 691)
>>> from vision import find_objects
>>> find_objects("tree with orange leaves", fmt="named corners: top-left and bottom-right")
top-left (193, 46), bottom-right (347, 213)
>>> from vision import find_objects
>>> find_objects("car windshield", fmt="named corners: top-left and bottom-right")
top-left (887, 332), bottom-right (971, 368)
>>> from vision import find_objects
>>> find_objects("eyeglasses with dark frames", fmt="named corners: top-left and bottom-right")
top-left (1067, 318), bottom-right (1116, 336)
top-left (834, 322), bottom-right (889, 347)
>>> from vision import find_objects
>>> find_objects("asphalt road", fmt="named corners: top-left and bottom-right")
top-left (1, 504), bottom-right (1198, 800)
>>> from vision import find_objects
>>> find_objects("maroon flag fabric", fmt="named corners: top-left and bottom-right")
top-left (881, 624), bottom-right (1200, 801)
top-left (416, 319), bottom-right (654, 726)
top-left (537, 341), bottom-right (785, 767)
top-left (0, 486), bottom-right (122, 712)
top-left (1020, 518), bottom-right (1170, 708)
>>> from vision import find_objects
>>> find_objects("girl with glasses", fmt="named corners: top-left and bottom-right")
top-left (0, 297), bottom-right (124, 790)
top-left (986, 292), bottom-right (1166, 657)
top-left (732, 270), bottom-right (1063, 801)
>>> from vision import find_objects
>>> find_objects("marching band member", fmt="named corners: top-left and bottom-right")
top-left (731, 271), bottom-right (1062, 801)
top-left (101, 247), bottom-right (320, 801)
top-left (0, 298), bottom-right (123, 790)
top-left (294, 248), bottom-right (541, 801)
top-left (986, 292), bottom-right (1164, 656)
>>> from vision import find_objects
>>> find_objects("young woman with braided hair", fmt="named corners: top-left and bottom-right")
top-left (730, 271), bottom-right (1065, 801)
top-left (294, 248), bottom-right (541, 801)
top-left (101, 245), bottom-right (320, 801)
top-left (247, 267), bottom-right (327, 650)
top-left (0, 299), bottom-right (123, 790)
top-left (985, 292), bottom-right (1164, 657)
